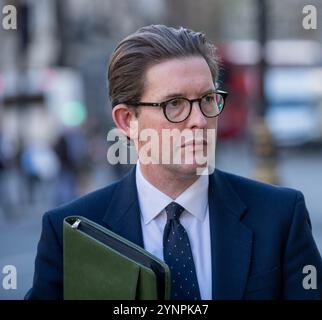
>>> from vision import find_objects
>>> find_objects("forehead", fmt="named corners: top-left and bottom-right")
top-left (142, 56), bottom-right (214, 99)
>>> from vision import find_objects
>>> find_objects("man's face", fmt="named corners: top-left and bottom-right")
top-left (132, 56), bottom-right (218, 177)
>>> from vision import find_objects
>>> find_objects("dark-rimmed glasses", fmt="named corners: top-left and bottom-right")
top-left (123, 90), bottom-right (228, 123)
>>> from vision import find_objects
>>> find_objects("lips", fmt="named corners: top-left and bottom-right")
top-left (181, 140), bottom-right (207, 148)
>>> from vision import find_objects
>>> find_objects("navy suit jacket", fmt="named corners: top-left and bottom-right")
top-left (26, 167), bottom-right (322, 300)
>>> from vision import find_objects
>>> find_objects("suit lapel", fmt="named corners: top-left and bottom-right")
top-left (209, 170), bottom-right (253, 299)
top-left (102, 166), bottom-right (144, 248)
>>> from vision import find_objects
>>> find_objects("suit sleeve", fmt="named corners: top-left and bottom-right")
top-left (25, 212), bottom-right (63, 300)
top-left (283, 191), bottom-right (322, 299)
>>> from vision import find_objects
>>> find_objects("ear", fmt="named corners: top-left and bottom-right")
top-left (112, 104), bottom-right (138, 140)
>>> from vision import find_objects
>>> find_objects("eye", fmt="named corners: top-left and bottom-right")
top-left (167, 98), bottom-right (185, 108)
top-left (203, 94), bottom-right (215, 103)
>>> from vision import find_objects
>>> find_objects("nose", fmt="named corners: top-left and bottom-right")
top-left (187, 101), bottom-right (207, 128)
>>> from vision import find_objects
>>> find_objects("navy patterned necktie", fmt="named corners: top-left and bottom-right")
top-left (163, 202), bottom-right (201, 300)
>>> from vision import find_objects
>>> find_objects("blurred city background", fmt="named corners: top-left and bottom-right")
top-left (0, 0), bottom-right (322, 299)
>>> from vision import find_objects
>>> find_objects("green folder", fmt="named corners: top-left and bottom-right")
top-left (63, 216), bottom-right (171, 300)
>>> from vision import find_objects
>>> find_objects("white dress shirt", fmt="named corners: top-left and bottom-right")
top-left (135, 162), bottom-right (212, 299)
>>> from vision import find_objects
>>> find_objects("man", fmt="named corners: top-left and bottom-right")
top-left (26, 24), bottom-right (322, 300)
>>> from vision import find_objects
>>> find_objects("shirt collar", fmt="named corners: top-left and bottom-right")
top-left (175, 171), bottom-right (209, 222)
top-left (136, 162), bottom-right (209, 225)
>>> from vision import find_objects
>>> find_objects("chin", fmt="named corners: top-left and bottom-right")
top-left (165, 162), bottom-right (208, 178)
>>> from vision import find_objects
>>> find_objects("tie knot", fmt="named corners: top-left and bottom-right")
top-left (165, 202), bottom-right (185, 221)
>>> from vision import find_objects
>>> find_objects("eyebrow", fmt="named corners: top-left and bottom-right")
top-left (160, 89), bottom-right (216, 101)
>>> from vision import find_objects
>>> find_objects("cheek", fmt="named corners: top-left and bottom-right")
top-left (207, 118), bottom-right (218, 129)
top-left (137, 110), bottom-right (170, 143)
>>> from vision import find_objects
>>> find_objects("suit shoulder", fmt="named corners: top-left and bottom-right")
top-left (218, 169), bottom-right (300, 195)
top-left (216, 169), bottom-right (303, 212)
top-left (44, 179), bottom-right (119, 235)
top-left (215, 170), bottom-right (308, 241)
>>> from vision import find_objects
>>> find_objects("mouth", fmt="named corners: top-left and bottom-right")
top-left (181, 140), bottom-right (207, 148)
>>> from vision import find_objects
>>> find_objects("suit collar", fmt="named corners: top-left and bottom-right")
top-left (102, 166), bottom-right (144, 248)
top-left (210, 169), bottom-right (247, 219)
top-left (209, 170), bottom-right (253, 299)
